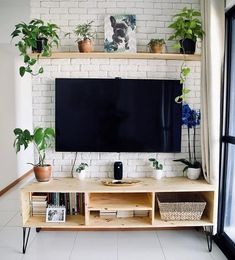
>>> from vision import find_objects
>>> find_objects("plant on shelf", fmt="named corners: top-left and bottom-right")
top-left (11, 19), bottom-right (60, 77)
top-left (67, 21), bottom-right (95, 53)
top-left (75, 163), bottom-right (89, 180)
top-left (174, 103), bottom-right (202, 180)
top-left (168, 7), bottom-right (205, 54)
top-left (147, 39), bottom-right (165, 53)
top-left (13, 127), bottom-right (55, 182)
top-left (149, 158), bottom-right (164, 180)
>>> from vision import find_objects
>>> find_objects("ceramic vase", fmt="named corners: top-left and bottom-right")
top-left (187, 168), bottom-right (201, 180)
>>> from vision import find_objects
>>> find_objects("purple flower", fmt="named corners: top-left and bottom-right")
top-left (182, 104), bottom-right (200, 128)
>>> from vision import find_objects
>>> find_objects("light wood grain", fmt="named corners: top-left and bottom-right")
top-left (154, 212), bottom-right (213, 227)
top-left (89, 193), bottom-right (152, 210)
top-left (30, 52), bottom-right (201, 61)
top-left (24, 215), bottom-right (85, 228)
top-left (21, 177), bottom-right (215, 193)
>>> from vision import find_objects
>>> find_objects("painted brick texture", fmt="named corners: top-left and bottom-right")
top-left (30, 0), bottom-right (201, 178)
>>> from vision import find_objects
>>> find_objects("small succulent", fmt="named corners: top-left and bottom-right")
top-left (76, 163), bottom-right (88, 173)
top-left (149, 158), bottom-right (163, 170)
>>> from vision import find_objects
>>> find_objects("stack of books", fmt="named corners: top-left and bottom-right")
top-left (117, 210), bottom-right (134, 218)
top-left (134, 210), bottom-right (149, 217)
top-left (100, 210), bottom-right (117, 217)
top-left (31, 193), bottom-right (47, 216)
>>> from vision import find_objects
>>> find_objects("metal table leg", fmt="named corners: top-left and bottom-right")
top-left (22, 227), bottom-right (31, 254)
top-left (204, 226), bottom-right (213, 252)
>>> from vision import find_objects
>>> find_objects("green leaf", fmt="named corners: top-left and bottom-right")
top-left (149, 158), bottom-right (156, 162)
top-left (38, 67), bottom-right (44, 74)
top-left (19, 66), bottom-right (26, 77)
top-left (14, 128), bottom-right (23, 135)
top-left (33, 128), bottom-right (44, 146)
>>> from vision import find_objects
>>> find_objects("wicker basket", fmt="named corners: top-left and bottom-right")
top-left (157, 193), bottom-right (206, 221)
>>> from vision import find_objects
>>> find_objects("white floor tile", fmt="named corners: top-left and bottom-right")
top-left (0, 247), bottom-right (23, 260)
top-left (163, 247), bottom-right (213, 260)
top-left (211, 243), bottom-right (228, 260)
top-left (0, 199), bottom-right (21, 212)
top-left (157, 229), bottom-right (205, 249)
top-left (70, 231), bottom-right (117, 260)
top-left (6, 212), bottom-right (23, 227)
top-left (117, 231), bottom-right (165, 260)
top-left (0, 211), bottom-right (18, 226)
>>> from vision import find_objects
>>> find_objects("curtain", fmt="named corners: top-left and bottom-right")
top-left (200, 0), bottom-right (225, 184)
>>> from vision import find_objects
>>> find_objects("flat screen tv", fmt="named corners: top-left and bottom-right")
top-left (55, 78), bottom-right (182, 152)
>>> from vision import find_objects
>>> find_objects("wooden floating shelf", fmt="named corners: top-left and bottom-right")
top-left (31, 52), bottom-right (201, 61)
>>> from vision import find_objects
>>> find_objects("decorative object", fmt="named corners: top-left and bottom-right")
top-left (46, 206), bottom-right (66, 223)
top-left (174, 103), bottom-right (201, 179)
top-left (75, 163), bottom-right (88, 180)
top-left (147, 39), bottom-right (165, 53)
top-left (149, 158), bottom-right (164, 180)
top-left (102, 179), bottom-right (141, 186)
top-left (69, 21), bottom-right (95, 52)
top-left (13, 127), bottom-right (55, 182)
top-left (11, 19), bottom-right (59, 77)
top-left (168, 7), bottom-right (205, 54)
top-left (114, 161), bottom-right (123, 180)
top-left (157, 193), bottom-right (206, 221)
top-left (104, 14), bottom-right (136, 52)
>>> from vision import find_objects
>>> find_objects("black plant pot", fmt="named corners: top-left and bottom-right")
top-left (179, 39), bottom-right (196, 54)
top-left (32, 38), bottom-right (48, 53)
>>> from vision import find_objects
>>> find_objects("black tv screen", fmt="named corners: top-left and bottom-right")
top-left (55, 78), bottom-right (182, 152)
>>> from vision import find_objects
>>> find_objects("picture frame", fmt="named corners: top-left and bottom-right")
top-left (104, 14), bottom-right (136, 53)
top-left (46, 207), bottom-right (66, 223)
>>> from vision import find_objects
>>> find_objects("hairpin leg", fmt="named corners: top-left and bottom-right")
top-left (23, 227), bottom-right (31, 254)
top-left (204, 226), bottom-right (213, 252)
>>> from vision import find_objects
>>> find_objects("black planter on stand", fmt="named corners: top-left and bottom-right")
top-left (179, 38), bottom-right (196, 54)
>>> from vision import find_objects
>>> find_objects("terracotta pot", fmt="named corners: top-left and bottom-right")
top-left (150, 44), bottom-right (164, 53)
top-left (33, 165), bottom-right (52, 182)
top-left (78, 39), bottom-right (93, 53)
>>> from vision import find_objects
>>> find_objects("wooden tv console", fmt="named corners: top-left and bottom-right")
top-left (21, 177), bottom-right (215, 253)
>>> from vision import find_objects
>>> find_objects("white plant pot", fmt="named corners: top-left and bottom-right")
top-left (74, 170), bottom-right (86, 180)
top-left (187, 168), bottom-right (201, 180)
top-left (153, 170), bottom-right (163, 180)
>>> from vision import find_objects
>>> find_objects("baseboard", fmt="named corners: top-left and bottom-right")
top-left (0, 169), bottom-right (33, 196)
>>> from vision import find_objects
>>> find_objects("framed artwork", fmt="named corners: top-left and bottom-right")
top-left (46, 207), bottom-right (66, 223)
top-left (104, 14), bottom-right (136, 53)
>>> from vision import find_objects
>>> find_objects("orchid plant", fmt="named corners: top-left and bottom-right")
top-left (174, 103), bottom-right (201, 172)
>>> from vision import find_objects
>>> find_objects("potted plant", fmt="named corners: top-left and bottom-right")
top-left (75, 163), bottom-right (88, 180)
top-left (168, 7), bottom-right (205, 54)
top-left (11, 19), bottom-right (60, 77)
top-left (174, 103), bottom-right (201, 179)
top-left (147, 39), bottom-right (165, 53)
top-left (71, 21), bottom-right (95, 52)
top-left (149, 158), bottom-right (164, 180)
top-left (13, 127), bottom-right (55, 182)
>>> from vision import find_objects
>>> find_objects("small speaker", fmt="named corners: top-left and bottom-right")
top-left (114, 161), bottom-right (123, 180)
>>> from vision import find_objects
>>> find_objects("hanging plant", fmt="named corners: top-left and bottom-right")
top-left (11, 19), bottom-right (60, 77)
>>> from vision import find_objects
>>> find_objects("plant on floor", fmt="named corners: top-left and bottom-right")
top-left (174, 103), bottom-right (201, 172)
top-left (13, 127), bottom-right (55, 182)
top-left (11, 19), bottom-right (60, 77)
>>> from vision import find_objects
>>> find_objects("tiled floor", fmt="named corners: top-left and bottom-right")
top-left (0, 178), bottom-right (227, 260)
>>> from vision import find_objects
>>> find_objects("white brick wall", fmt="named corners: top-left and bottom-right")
top-left (30, 0), bottom-right (201, 179)
top-left (30, 0), bottom-right (200, 52)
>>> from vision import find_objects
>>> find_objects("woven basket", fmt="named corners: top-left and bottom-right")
top-left (157, 193), bottom-right (206, 221)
